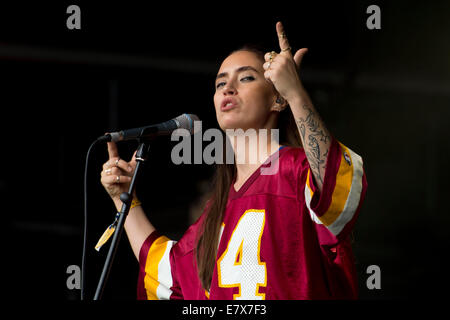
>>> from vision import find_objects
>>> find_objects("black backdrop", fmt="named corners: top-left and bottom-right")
top-left (1, 1), bottom-right (449, 301)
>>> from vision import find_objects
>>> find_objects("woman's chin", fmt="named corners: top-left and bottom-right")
top-left (219, 120), bottom-right (247, 132)
top-left (218, 112), bottom-right (247, 130)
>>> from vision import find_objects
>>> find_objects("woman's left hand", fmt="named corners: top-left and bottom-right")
top-left (263, 21), bottom-right (309, 104)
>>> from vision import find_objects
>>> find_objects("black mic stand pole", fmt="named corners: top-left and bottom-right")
top-left (93, 137), bottom-right (151, 300)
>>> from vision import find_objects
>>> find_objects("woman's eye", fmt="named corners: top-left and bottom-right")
top-left (216, 82), bottom-right (225, 89)
top-left (241, 76), bottom-right (255, 82)
top-left (215, 75), bottom-right (254, 89)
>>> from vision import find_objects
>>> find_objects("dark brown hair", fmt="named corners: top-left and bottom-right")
top-left (195, 46), bottom-right (302, 290)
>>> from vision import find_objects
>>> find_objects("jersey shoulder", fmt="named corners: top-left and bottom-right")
top-left (270, 146), bottom-right (308, 186)
top-left (279, 146), bottom-right (307, 171)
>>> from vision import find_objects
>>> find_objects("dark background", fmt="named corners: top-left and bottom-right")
top-left (1, 0), bottom-right (449, 301)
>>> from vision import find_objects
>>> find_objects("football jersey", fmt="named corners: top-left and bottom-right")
top-left (137, 138), bottom-right (367, 300)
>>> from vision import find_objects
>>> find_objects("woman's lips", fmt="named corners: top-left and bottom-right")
top-left (221, 98), bottom-right (238, 111)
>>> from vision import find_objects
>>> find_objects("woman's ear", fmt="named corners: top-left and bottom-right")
top-left (272, 96), bottom-right (288, 112)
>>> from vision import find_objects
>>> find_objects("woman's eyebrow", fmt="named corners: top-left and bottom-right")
top-left (216, 66), bottom-right (259, 80)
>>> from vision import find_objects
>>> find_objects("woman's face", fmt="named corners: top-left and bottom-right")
top-left (214, 50), bottom-right (278, 132)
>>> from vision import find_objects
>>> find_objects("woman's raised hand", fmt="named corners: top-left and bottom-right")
top-left (263, 21), bottom-right (309, 104)
top-left (100, 141), bottom-right (137, 203)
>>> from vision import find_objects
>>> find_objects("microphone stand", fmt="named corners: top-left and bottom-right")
top-left (93, 137), bottom-right (151, 300)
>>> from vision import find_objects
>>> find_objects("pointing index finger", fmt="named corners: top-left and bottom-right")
top-left (107, 140), bottom-right (119, 159)
top-left (276, 21), bottom-right (292, 56)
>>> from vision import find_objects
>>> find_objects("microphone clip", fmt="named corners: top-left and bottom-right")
top-left (135, 140), bottom-right (151, 162)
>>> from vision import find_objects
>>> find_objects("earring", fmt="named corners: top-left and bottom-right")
top-left (273, 105), bottom-right (284, 112)
top-left (274, 97), bottom-right (286, 112)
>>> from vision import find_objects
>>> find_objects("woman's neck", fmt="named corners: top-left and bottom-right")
top-left (226, 129), bottom-right (281, 190)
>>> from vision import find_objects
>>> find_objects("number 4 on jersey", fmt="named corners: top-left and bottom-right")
top-left (217, 210), bottom-right (267, 300)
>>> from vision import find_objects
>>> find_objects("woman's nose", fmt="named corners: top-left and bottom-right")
top-left (223, 82), bottom-right (237, 95)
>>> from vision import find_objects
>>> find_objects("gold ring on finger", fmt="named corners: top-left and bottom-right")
top-left (116, 175), bottom-right (120, 183)
top-left (282, 46), bottom-right (292, 52)
top-left (105, 168), bottom-right (112, 175)
top-left (279, 32), bottom-right (287, 39)
top-left (115, 158), bottom-right (120, 166)
top-left (269, 51), bottom-right (276, 62)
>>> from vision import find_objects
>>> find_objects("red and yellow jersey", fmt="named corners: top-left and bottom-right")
top-left (137, 138), bottom-right (367, 300)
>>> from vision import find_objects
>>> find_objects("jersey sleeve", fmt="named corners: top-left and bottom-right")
top-left (137, 231), bottom-right (181, 300)
top-left (303, 137), bottom-right (368, 244)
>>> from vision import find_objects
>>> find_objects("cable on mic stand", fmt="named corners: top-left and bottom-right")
top-left (81, 139), bottom-right (102, 300)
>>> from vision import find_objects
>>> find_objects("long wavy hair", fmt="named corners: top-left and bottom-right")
top-left (195, 45), bottom-right (302, 290)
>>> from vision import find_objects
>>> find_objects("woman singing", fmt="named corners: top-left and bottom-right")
top-left (100, 22), bottom-right (367, 300)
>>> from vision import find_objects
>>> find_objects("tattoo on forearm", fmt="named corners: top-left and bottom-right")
top-left (295, 104), bottom-right (331, 186)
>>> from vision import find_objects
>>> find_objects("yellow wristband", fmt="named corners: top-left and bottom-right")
top-left (130, 198), bottom-right (142, 209)
top-left (95, 198), bottom-right (142, 251)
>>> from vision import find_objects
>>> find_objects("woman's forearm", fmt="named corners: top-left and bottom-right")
top-left (113, 198), bottom-right (155, 261)
top-left (288, 86), bottom-right (331, 192)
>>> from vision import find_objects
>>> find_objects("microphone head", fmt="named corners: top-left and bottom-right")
top-left (174, 113), bottom-right (201, 135)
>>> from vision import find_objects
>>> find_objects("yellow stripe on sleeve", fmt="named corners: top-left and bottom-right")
top-left (305, 142), bottom-right (364, 236)
top-left (144, 235), bottom-right (170, 300)
top-left (319, 142), bottom-right (354, 226)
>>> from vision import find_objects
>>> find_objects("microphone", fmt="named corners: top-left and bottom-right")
top-left (97, 113), bottom-right (200, 142)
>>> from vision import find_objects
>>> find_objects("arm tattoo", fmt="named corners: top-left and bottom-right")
top-left (295, 104), bottom-right (331, 187)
